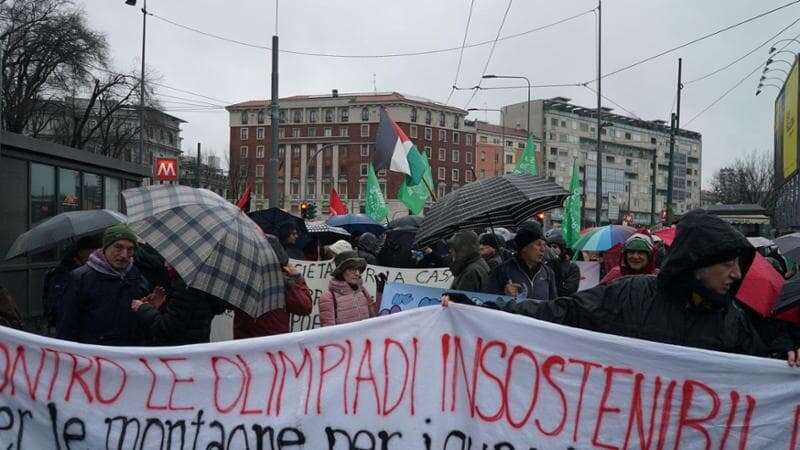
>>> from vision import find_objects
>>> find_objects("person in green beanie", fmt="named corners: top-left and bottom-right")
top-left (601, 233), bottom-right (658, 284)
top-left (57, 223), bottom-right (154, 346)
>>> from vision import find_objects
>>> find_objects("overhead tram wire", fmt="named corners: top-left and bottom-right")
top-left (445, 0), bottom-right (476, 105)
top-left (581, 0), bottom-right (800, 84)
top-left (582, 84), bottom-right (641, 119)
top-left (454, 82), bottom-right (584, 90)
top-left (464, 0), bottom-right (514, 110)
top-left (147, 7), bottom-right (594, 59)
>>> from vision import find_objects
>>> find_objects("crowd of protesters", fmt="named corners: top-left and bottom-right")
top-left (2, 207), bottom-right (800, 369)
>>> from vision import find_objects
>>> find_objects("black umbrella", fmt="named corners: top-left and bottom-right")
top-left (414, 173), bottom-right (569, 248)
top-left (775, 232), bottom-right (800, 261)
top-left (773, 275), bottom-right (800, 314)
top-left (248, 208), bottom-right (307, 236)
top-left (388, 215), bottom-right (423, 230)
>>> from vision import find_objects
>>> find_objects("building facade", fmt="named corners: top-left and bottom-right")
top-left (473, 120), bottom-right (536, 178)
top-left (226, 91), bottom-right (475, 218)
top-left (503, 97), bottom-right (702, 226)
top-left (178, 154), bottom-right (229, 199)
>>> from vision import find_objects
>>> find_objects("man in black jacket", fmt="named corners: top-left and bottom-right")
top-left (448, 210), bottom-right (796, 361)
top-left (486, 221), bottom-right (558, 300)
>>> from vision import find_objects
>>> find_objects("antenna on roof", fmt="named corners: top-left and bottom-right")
top-left (372, 73), bottom-right (377, 94)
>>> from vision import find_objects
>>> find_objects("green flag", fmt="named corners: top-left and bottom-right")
top-left (562, 159), bottom-right (582, 247)
top-left (365, 163), bottom-right (388, 222)
top-left (398, 163), bottom-right (434, 215)
top-left (513, 134), bottom-right (538, 176)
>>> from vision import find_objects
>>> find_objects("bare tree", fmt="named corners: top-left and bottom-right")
top-left (710, 150), bottom-right (778, 216)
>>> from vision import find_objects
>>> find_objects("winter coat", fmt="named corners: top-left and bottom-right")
top-left (0, 287), bottom-right (22, 330)
top-left (356, 233), bottom-right (380, 265)
top-left (57, 256), bottom-right (149, 346)
top-left (553, 258), bottom-right (581, 296)
top-left (600, 246), bottom-right (658, 284)
top-left (136, 285), bottom-right (227, 346)
top-left (234, 274), bottom-right (313, 338)
top-left (487, 257), bottom-right (558, 300)
top-left (486, 210), bottom-right (777, 357)
top-left (450, 253), bottom-right (490, 293)
top-left (482, 252), bottom-right (504, 272)
top-left (319, 279), bottom-right (376, 326)
top-left (43, 255), bottom-right (80, 328)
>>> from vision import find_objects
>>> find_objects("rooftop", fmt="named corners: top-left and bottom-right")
top-left (474, 120), bottom-right (529, 138)
top-left (226, 91), bottom-right (468, 114)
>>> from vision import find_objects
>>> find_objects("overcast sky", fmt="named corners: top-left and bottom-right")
top-left (83, 0), bottom-right (799, 188)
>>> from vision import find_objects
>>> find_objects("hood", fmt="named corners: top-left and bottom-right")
top-left (657, 209), bottom-right (755, 295)
top-left (356, 232), bottom-right (380, 254)
top-left (618, 233), bottom-right (657, 276)
top-left (447, 231), bottom-right (480, 262)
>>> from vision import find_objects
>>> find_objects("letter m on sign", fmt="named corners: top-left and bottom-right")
top-left (155, 158), bottom-right (178, 181)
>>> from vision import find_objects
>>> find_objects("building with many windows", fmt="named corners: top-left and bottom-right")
top-left (502, 97), bottom-right (702, 225)
top-left (226, 91), bottom-right (475, 217)
top-left (473, 120), bottom-right (537, 178)
top-left (178, 154), bottom-right (229, 199)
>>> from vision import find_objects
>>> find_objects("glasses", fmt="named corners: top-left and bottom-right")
top-left (345, 267), bottom-right (364, 274)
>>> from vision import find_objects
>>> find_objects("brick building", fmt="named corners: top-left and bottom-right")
top-left (226, 91), bottom-right (475, 217)
top-left (473, 120), bottom-right (536, 178)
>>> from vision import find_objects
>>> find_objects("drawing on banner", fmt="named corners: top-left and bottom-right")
top-left (379, 282), bottom-right (518, 315)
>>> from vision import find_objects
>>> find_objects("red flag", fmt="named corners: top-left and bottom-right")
top-left (329, 188), bottom-right (347, 216)
top-left (235, 183), bottom-right (252, 212)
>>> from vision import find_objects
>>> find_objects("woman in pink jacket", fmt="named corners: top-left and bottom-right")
top-left (319, 251), bottom-right (380, 326)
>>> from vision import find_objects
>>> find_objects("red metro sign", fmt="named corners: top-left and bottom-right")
top-left (154, 158), bottom-right (178, 181)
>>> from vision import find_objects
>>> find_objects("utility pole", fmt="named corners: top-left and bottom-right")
top-left (268, 38), bottom-right (280, 208)
top-left (196, 142), bottom-right (201, 188)
top-left (138, 0), bottom-right (147, 165)
top-left (666, 58), bottom-right (682, 223)
top-left (594, 0), bottom-right (603, 226)
top-left (650, 145), bottom-right (657, 227)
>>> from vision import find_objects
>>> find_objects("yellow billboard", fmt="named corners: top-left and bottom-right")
top-left (783, 57), bottom-right (799, 179)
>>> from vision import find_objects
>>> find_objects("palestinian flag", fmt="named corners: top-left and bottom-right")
top-left (374, 108), bottom-right (427, 186)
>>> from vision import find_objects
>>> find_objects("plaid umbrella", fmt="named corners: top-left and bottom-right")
top-left (414, 173), bottom-right (569, 247)
top-left (122, 185), bottom-right (285, 318)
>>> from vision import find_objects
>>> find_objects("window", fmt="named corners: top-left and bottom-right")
top-left (240, 128), bottom-right (248, 140)
top-left (550, 147), bottom-right (558, 156)
top-left (600, 128), bottom-right (607, 135)
top-left (308, 127), bottom-right (316, 137)
top-left (338, 181), bottom-right (348, 198)
top-left (361, 124), bottom-right (370, 137)
top-left (292, 128), bottom-right (300, 138)
top-left (425, 110), bottom-right (432, 125)
top-left (241, 111), bottom-right (249, 124)
top-left (424, 146), bottom-right (432, 159)
top-left (324, 109), bottom-right (334, 122)
top-left (309, 109), bottom-right (318, 123)
top-left (550, 118), bottom-right (558, 127)
top-left (439, 113), bottom-right (446, 127)
top-left (454, 116), bottom-right (460, 129)
top-left (480, 151), bottom-right (486, 161)
top-left (256, 145), bottom-right (265, 158)
top-left (410, 125), bottom-right (418, 138)
top-left (424, 127), bottom-right (432, 141)
top-left (340, 108), bottom-right (349, 122)
top-left (452, 149), bottom-right (459, 162)
top-left (451, 169), bottom-right (459, 182)
top-left (255, 182), bottom-right (263, 197)
top-left (293, 110), bottom-right (302, 123)
top-left (465, 171), bottom-right (472, 182)
top-left (340, 127), bottom-right (349, 137)
top-left (439, 130), bottom-right (446, 142)
top-left (650, 137), bottom-right (657, 144)
top-left (306, 181), bottom-right (316, 199)
top-left (465, 134), bottom-right (473, 145)
top-left (257, 111), bottom-right (265, 124)
top-left (560, 120), bottom-right (566, 127)
top-left (279, 128), bottom-right (285, 138)
top-left (240, 146), bottom-right (248, 158)
top-left (437, 184), bottom-right (446, 198)
top-left (360, 164), bottom-right (368, 176)
top-left (255, 165), bottom-right (264, 177)
top-left (279, 109), bottom-right (287, 123)
top-left (292, 145), bottom-right (300, 157)
top-left (278, 145), bottom-right (285, 157)
top-left (439, 148), bottom-right (446, 161)
top-left (239, 164), bottom-right (248, 178)
top-left (256, 127), bottom-right (264, 140)
top-left (361, 107), bottom-right (369, 121)
top-left (452, 132), bottom-right (460, 144)
top-left (410, 108), bottom-right (417, 122)
top-left (438, 167), bottom-right (446, 180)
top-left (579, 122), bottom-right (589, 132)
top-left (324, 127), bottom-right (332, 137)
top-left (625, 132), bottom-right (632, 140)
top-left (506, 155), bottom-right (514, 164)
top-left (465, 151), bottom-right (472, 164)
top-left (606, 155), bottom-right (615, 163)
top-left (104, 177), bottom-right (120, 211)
top-left (361, 144), bottom-right (370, 157)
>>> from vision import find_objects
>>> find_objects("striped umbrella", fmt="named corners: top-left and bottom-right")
top-left (570, 225), bottom-right (636, 252)
top-left (414, 173), bottom-right (569, 248)
top-left (122, 185), bottom-right (285, 318)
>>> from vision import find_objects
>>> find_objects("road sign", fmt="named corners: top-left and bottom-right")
top-left (154, 158), bottom-right (178, 181)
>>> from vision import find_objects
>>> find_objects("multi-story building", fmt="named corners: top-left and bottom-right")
top-left (502, 97), bottom-right (702, 226)
top-left (473, 120), bottom-right (537, 178)
top-left (178, 154), bottom-right (229, 199)
top-left (226, 91), bottom-right (475, 217)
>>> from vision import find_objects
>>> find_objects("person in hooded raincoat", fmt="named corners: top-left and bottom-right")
top-left (600, 233), bottom-right (658, 284)
top-left (355, 232), bottom-right (380, 265)
top-left (446, 210), bottom-right (798, 361)
top-left (448, 231), bottom-right (490, 293)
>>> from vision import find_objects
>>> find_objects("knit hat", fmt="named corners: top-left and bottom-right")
top-left (514, 221), bottom-right (544, 250)
top-left (624, 233), bottom-right (654, 254)
top-left (326, 240), bottom-right (353, 257)
top-left (102, 224), bottom-right (137, 250)
top-left (479, 232), bottom-right (505, 250)
top-left (332, 250), bottom-right (367, 279)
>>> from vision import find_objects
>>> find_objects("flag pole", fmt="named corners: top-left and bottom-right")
top-left (422, 177), bottom-right (438, 202)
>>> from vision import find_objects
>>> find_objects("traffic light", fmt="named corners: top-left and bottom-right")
top-left (300, 202), bottom-right (317, 220)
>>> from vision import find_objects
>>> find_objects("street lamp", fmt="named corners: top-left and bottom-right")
top-left (125, 0), bottom-right (147, 166)
top-left (482, 74), bottom-right (531, 138)
top-left (468, 107), bottom-right (504, 176)
top-left (768, 50), bottom-right (798, 59)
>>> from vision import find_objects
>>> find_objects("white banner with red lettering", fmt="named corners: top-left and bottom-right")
top-left (1, 305), bottom-right (798, 449)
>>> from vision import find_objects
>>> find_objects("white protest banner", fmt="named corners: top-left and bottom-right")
top-left (289, 259), bottom-right (452, 332)
top-left (1, 306), bottom-right (799, 448)
top-left (576, 261), bottom-right (601, 291)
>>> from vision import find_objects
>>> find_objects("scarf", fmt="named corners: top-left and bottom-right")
top-left (87, 249), bottom-right (132, 279)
